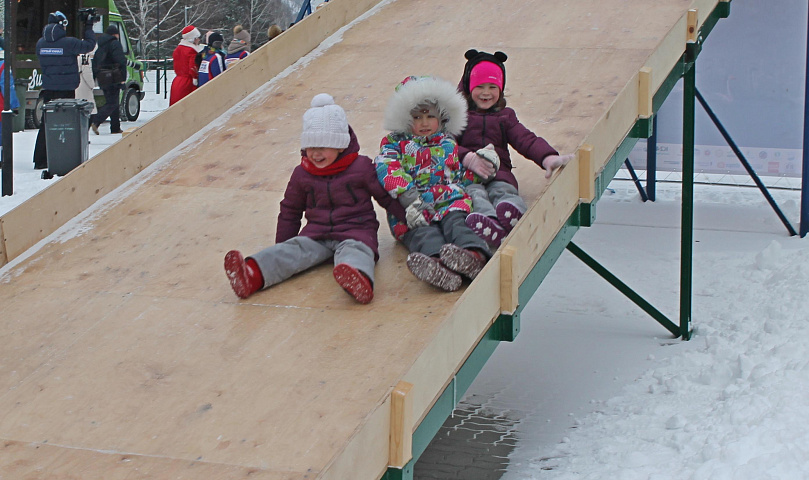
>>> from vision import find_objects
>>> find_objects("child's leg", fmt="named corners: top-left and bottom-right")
top-left (440, 211), bottom-right (492, 258)
top-left (465, 184), bottom-right (506, 246)
top-left (401, 223), bottom-right (446, 257)
top-left (466, 184), bottom-right (496, 217)
top-left (224, 251), bottom-right (264, 299)
top-left (438, 211), bottom-right (491, 279)
top-left (332, 239), bottom-right (375, 304)
top-left (488, 181), bottom-right (528, 232)
top-left (401, 224), bottom-right (463, 291)
top-left (249, 236), bottom-right (334, 287)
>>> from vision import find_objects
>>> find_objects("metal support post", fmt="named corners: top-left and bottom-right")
top-left (624, 159), bottom-right (649, 202)
top-left (2, 0), bottom-right (12, 197)
top-left (695, 88), bottom-right (798, 236)
top-left (647, 115), bottom-right (657, 201)
top-left (1, 111), bottom-right (11, 196)
top-left (680, 56), bottom-right (695, 341)
top-left (802, 3), bottom-right (809, 237)
top-left (566, 242), bottom-right (679, 336)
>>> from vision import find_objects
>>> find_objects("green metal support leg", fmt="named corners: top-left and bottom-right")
top-left (383, 461), bottom-right (414, 480)
top-left (566, 242), bottom-right (679, 337)
top-left (680, 51), bottom-right (696, 341)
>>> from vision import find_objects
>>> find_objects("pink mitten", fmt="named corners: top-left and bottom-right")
top-left (543, 153), bottom-right (575, 179)
top-left (463, 151), bottom-right (496, 181)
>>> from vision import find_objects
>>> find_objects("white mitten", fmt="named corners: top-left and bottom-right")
top-left (463, 151), bottom-right (496, 181)
top-left (405, 198), bottom-right (434, 229)
top-left (543, 153), bottom-right (575, 179)
top-left (476, 144), bottom-right (500, 170)
top-left (192, 78), bottom-right (198, 86)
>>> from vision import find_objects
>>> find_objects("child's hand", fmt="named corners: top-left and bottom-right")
top-left (476, 144), bottom-right (500, 171)
top-left (463, 151), bottom-right (496, 181)
top-left (543, 153), bottom-right (575, 179)
top-left (405, 198), bottom-right (434, 229)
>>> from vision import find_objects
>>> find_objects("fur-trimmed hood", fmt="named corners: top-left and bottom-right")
top-left (383, 76), bottom-right (467, 136)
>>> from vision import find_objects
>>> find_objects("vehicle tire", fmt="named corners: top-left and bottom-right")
top-left (122, 87), bottom-right (140, 121)
top-left (26, 96), bottom-right (45, 129)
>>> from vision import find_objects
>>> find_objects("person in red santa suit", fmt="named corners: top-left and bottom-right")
top-left (169, 25), bottom-right (203, 106)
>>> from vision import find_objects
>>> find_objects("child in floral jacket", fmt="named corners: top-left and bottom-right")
top-left (224, 94), bottom-right (406, 304)
top-left (375, 76), bottom-right (491, 292)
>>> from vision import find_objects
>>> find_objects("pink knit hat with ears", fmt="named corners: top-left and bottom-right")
top-left (469, 61), bottom-right (504, 91)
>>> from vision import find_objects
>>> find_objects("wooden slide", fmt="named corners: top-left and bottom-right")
top-left (0, 0), bottom-right (726, 478)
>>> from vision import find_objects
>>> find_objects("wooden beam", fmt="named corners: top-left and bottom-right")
top-left (638, 67), bottom-right (653, 119)
top-left (578, 144), bottom-right (595, 203)
top-left (687, 9), bottom-right (699, 43)
top-left (389, 381), bottom-right (414, 468)
top-left (499, 246), bottom-right (519, 314)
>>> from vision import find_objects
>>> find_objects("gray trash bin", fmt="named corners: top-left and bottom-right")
top-left (43, 99), bottom-right (94, 177)
top-left (13, 78), bottom-right (27, 132)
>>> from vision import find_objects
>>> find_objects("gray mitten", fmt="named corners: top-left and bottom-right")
top-left (404, 197), bottom-right (434, 229)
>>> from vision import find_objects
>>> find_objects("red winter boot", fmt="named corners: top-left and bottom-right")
top-left (333, 263), bottom-right (374, 304)
top-left (224, 250), bottom-right (264, 299)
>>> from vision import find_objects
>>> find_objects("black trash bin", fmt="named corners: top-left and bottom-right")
top-left (13, 78), bottom-right (27, 132)
top-left (42, 99), bottom-right (94, 178)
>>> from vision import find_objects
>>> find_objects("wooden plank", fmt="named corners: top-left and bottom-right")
top-left (389, 381), bottom-right (414, 468)
top-left (500, 246), bottom-right (519, 315)
top-left (0, 218), bottom-right (7, 264)
top-left (638, 67), bottom-right (654, 118)
top-left (687, 9), bottom-right (699, 43)
top-left (578, 144), bottom-right (595, 203)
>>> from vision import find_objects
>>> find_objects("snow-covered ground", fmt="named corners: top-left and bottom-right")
top-left (460, 179), bottom-right (809, 479)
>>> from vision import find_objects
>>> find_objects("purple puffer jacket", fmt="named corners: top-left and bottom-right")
top-left (276, 130), bottom-right (406, 260)
top-left (456, 107), bottom-right (558, 189)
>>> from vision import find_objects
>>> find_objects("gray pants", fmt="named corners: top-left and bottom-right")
top-left (401, 211), bottom-right (491, 258)
top-left (467, 181), bottom-right (527, 217)
top-left (248, 237), bottom-right (375, 289)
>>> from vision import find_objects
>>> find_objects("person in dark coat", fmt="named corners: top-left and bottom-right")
top-left (197, 32), bottom-right (226, 87)
top-left (456, 49), bottom-right (574, 245)
top-left (33, 11), bottom-right (96, 169)
top-left (223, 93), bottom-right (406, 304)
top-left (224, 25), bottom-right (250, 68)
top-left (91, 24), bottom-right (141, 135)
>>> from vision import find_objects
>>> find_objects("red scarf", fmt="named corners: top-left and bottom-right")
top-left (301, 152), bottom-right (358, 176)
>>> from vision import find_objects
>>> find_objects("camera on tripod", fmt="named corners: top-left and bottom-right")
top-left (78, 7), bottom-right (101, 24)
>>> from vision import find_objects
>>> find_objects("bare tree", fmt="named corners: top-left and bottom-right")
top-left (118, 0), bottom-right (213, 59)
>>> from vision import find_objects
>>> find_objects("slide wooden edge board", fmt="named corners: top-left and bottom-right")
top-left (0, 0), bottom-right (383, 266)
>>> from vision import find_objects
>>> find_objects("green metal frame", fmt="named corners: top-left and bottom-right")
top-left (383, 3), bottom-right (731, 477)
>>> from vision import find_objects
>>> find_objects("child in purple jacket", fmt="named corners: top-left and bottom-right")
top-left (457, 49), bottom-right (575, 246)
top-left (224, 93), bottom-right (406, 304)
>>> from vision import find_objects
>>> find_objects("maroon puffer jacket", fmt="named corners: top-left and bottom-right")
top-left (456, 107), bottom-right (558, 189)
top-left (275, 130), bottom-right (406, 260)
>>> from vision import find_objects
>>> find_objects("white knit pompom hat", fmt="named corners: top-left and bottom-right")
top-left (301, 93), bottom-right (350, 150)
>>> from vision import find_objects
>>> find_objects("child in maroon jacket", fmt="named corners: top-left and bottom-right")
top-left (224, 93), bottom-right (406, 304)
top-left (457, 49), bottom-right (575, 246)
